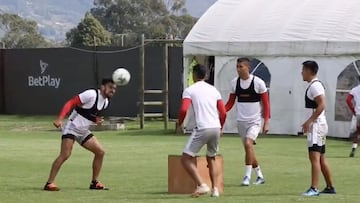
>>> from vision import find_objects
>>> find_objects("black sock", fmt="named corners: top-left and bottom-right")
top-left (92, 180), bottom-right (98, 184)
top-left (310, 186), bottom-right (317, 190)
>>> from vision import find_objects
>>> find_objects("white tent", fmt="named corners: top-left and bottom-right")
top-left (183, 0), bottom-right (360, 137)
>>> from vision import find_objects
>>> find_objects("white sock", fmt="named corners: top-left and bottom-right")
top-left (353, 143), bottom-right (358, 149)
top-left (253, 166), bottom-right (264, 178)
top-left (245, 165), bottom-right (252, 178)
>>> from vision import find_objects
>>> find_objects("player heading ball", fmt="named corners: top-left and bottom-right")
top-left (44, 78), bottom-right (117, 191)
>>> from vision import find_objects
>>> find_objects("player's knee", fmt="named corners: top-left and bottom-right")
top-left (96, 148), bottom-right (105, 157)
top-left (60, 151), bottom-right (71, 161)
top-left (181, 153), bottom-right (192, 163)
top-left (244, 139), bottom-right (253, 148)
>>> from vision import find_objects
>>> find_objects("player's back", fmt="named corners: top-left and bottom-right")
top-left (184, 81), bottom-right (221, 130)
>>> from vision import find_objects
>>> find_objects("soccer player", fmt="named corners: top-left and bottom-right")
top-left (178, 64), bottom-right (226, 197)
top-left (43, 79), bottom-right (117, 191)
top-left (301, 60), bottom-right (336, 196)
top-left (346, 80), bottom-right (360, 157)
top-left (224, 57), bottom-right (270, 186)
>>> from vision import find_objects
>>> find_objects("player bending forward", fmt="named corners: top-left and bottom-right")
top-left (178, 64), bottom-right (226, 197)
top-left (346, 81), bottom-right (360, 157)
top-left (225, 58), bottom-right (270, 186)
top-left (43, 79), bottom-right (117, 191)
top-left (301, 61), bottom-right (335, 196)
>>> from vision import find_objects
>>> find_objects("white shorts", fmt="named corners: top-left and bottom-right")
top-left (237, 121), bottom-right (261, 142)
top-left (62, 121), bottom-right (93, 145)
top-left (183, 128), bottom-right (221, 157)
top-left (307, 122), bottom-right (328, 148)
top-left (350, 115), bottom-right (360, 133)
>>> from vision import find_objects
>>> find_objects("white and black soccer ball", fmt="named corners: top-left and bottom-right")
top-left (112, 68), bottom-right (131, 86)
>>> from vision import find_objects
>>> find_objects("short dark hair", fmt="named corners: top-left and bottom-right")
top-left (193, 64), bottom-right (207, 79)
top-left (237, 57), bottom-right (251, 66)
top-left (302, 60), bottom-right (318, 75)
top-left (101, 78), bottom-right (115, 85)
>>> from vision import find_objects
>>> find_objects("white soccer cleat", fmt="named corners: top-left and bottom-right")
top-left (191, 183), bottom-right (210, 197)
top-left (211, 187), bottom-right (219, 197)
top-left (241, 176), bottom-right (250, 186)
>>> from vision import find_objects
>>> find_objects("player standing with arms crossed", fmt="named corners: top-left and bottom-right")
top-left (225, 57), bottom-right (270, 186)
top-left (301, 60), bottom-right (335, 196)
top-left (43, 79), bottom-right (116, 191)
top-left (346, 80), bottom-right (360, 157)
top-left (178, 64), bottom-right (227, 197)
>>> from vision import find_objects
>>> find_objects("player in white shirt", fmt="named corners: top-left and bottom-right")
top-left (346, 82), bottom-right (360, 157)
top-left (225, 58), bottom-right (270, 186)
top-left (44, 79), bottom-right (116, 191)
top-left (178, 64), bottom-right (226, 197)
top-left (300, 60), bottom-right (335, 196)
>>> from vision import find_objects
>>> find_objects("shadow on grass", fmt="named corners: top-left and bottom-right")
top-left (329, 155), bottom-right (354, 159)
top-left (116, 129), bottom-right (179, 136)
top-left (146, 191), bottom-right (169, 195)
top-left (223, 193), bottom-right (300, 197)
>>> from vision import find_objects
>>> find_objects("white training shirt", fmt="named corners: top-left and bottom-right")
top-left (350, 85), bottom-right (360, 115)
top-left (183, 81), bottom-right (222, 130)
top-left (67, 89), bottom-right (109, 129)
top-left (230, 75), bottom-right (267, 122)
top-left (305, 78), bottom-right (326, 123)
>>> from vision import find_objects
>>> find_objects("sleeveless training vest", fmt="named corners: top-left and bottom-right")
top-left (75, 89), bottom-right (106, 122)
top-left (305, 80), bottom-right (324, 109)
top-left (235, 76), bottom-right (261, 103)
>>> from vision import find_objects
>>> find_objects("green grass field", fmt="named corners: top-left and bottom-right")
top-left (0, 115), bottom-right (359, 203)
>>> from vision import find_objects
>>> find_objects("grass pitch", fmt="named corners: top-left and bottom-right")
top-left (0, 115), bottom-right (359, 203)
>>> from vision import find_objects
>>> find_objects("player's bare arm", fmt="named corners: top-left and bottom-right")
top-left (53, 95), bottom-right (82, 128)
top-left (302, 94), bottom-right (325, 133)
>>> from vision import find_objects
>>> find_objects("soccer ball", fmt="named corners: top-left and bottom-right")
top-left (112, 68), bottom-right (131, 86)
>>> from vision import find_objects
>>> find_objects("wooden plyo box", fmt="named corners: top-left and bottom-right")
top-left (168, 155), bottom-right (224, 194)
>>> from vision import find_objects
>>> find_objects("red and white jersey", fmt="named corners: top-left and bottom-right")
top-left (305, 78), bottom-right (326, 123)
top-left (67, 89), bottom-right (109, 130)
top-left (183, 81), bottom-right (222, 130)
top-left (350, 85), bottom-right (360, 115)
top-left (230, 75), bottom-right (267, 122)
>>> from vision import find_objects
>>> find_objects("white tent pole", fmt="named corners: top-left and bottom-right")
top-left (353, 61), bottom-right (360, 76)
top-left (251, 61), bottom-right (263, 74)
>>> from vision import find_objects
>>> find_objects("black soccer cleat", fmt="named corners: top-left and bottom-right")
top-left (320, 187), bottom-right (336, 194)
top-left (89, 180), bottom-right (109, 190)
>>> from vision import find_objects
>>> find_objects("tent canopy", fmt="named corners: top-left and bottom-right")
top-left (184, 0), bottom-right (360, 56)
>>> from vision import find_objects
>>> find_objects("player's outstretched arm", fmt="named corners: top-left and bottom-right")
top-left (261, 92), bottom-right (270, 134)
top-left (53, 95), bottom-right (82, 128)
top-left (346, 94), bottom-right (356, 115)
top-left (217, 100), bottom-right (227, 129)
top-left (225, 93), bottom-right (236, 112)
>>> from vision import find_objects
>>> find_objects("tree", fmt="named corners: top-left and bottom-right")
top-left (91, 0), bottom-right (169, 34)
top-left (170, 0), bottom-right (187, 15)
top-left (66, 12), bottom-right (111, 47)
top-left (169, 14), bottom-right (197, 39)
top-left (90, 0), bottom-right (197, 46)
top-left (0, 13), bottom-right (52, 48)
